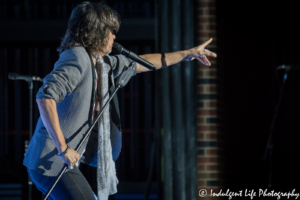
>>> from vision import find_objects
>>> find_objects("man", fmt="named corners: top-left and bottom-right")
top-left (23, 1), bottom-right (216, 200)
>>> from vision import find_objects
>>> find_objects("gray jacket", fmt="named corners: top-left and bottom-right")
top-left (23, 46), bottom-right (137, 176)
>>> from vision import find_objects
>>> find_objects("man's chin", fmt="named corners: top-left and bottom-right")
top-left (104, 49), bottom-right (112, 56)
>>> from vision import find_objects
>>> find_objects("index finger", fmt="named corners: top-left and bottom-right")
top-left (201, 38), bottom-right (213, 48)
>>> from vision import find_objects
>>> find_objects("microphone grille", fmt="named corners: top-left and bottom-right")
top-left (112, 42), bottom-right (123, 53)
top-left (8, 73), bottom-right (17, 80)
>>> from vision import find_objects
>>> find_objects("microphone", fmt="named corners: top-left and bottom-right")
top-left (112, 42), bottom-right (156, 71)
top-left (277, 65), bottom-right (300, 71)
top-left (8, 73), bottom-right (43, 82)
top-left (277, 65), bottom-right (291, 72)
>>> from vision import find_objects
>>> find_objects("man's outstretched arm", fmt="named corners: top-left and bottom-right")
top-left (136, 38), bottom-right (217, 73)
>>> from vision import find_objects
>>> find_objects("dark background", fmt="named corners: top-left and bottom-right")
top-left (1, 0), bottom-right (300, 199)
top-left (217, 0), bottom-right (300, 193)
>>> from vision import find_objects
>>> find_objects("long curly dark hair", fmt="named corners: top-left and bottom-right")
top-left (58, 1), bottom-right (120, 55)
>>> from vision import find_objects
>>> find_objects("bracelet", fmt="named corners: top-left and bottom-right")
top-left (57, 145), bottom-right (70, 156)
top-left (161, 53), bottom-right (167, 69)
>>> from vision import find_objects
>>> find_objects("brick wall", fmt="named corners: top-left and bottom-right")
top-left (195, 0), bottom-right (222, 199)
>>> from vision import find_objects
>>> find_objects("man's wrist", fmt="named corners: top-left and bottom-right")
top-left (57, 145), bottom-right (70, 156)
top-left (185, 49), bottom-right (194, 58)
top-left (161, 53), bottom-right (167, 68)
top-left (58, 143), bottom-right (68, 154)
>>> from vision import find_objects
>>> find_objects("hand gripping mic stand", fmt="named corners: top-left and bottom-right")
top-left (43, 64), bottom-right (136, 200)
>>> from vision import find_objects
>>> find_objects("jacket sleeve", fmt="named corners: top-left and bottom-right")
top-left (105, 55), bottom-right (138, 78)
top-left (36, 48), bottom-right (89, 103)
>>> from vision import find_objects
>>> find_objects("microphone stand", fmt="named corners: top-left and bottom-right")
top-left (8, 74), bottom-right (42, 200)
top-left (24, 80), bottom-right (40, 200)
top-left (43, 63), bottom-right (136, 200)
top-left (263, 65), bottom-right (290, 190)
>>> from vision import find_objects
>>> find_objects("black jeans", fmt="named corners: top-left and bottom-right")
top-left (27, 166), bottom-right (97, 200)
